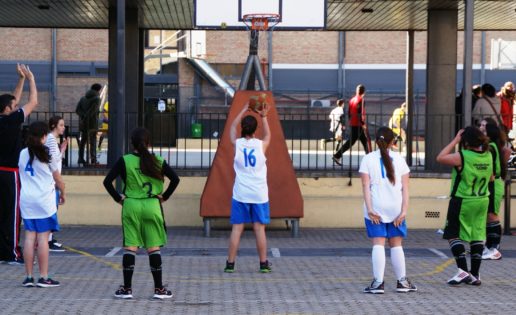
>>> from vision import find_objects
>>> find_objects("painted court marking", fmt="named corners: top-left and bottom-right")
top-left (105, 247), bottom-right (121, 257)
top-left (427, 248), bottom-right (448, 259)
top-left (271, 248), bottom-right (281, 258)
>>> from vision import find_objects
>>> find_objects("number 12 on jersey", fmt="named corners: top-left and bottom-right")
top-left (243, 148), bottom-right (256, 167)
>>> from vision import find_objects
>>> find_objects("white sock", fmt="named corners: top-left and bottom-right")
top-left (48, 233), bottom-right (53, 242)
top-left (390, 246), bottom-right (406, 280)
top-left (372, 245), bottom-right (385, 283)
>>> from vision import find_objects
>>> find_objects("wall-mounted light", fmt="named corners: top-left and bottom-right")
top-left (361, 8), bottom-right (374, 13)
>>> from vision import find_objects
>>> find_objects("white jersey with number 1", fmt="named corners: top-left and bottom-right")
top-left (18, 148), bottom-right (57, 219)
top-left (232, 138), bottom-right (268, 204)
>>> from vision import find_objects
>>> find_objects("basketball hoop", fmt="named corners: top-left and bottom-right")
top-left (242, 13), bottom-right (280, 31)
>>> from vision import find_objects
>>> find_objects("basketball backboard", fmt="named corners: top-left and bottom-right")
top-left (491, 39), bottom-right (516, 70)
top-left (194, 0), bottom-right (326, 30)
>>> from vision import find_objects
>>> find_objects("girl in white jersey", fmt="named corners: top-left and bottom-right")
top-left (18, 121), bottom-right (65, 288)
top-left (224, 101), bottom-right (271, 273)
top-left (45, 116), bottom-right (69, 252)
top-left (359, 127), bottom-right (416, 294)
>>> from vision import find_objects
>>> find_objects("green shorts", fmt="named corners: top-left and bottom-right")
top-left (443, 197), bottom-right (488, 242)
top-left (488, 179), bottom-right (504, 215)
top-left (121, 198), bottom-right (167, 248)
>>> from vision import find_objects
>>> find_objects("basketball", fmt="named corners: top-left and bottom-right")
top-left (248, 94), bottom-right (266, 112)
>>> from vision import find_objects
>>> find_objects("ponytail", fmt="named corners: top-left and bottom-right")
top-left (27, 121), bottom-right (50, 164)
top-left (376, 127), bottom-right (396, 185)
top-left (131, 128), bottom-right (163, 180)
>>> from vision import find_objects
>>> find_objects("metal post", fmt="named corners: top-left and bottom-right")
top-left (480, 31), bottom-right (486, 85)
top-left (50, 28), bottom-right (57, 113)
top-left (338, 32), bottom-right (344, 98)
top-left (406, 31), bottom-right (414, 166)
top-left (462, 0), bottom-right (474, 128)
top-left (504, 178), bottom-right (512, 235)
top-left (116, 0), bottom-right (126, 159)
top-left (268, 31), bottom-right (273, 91)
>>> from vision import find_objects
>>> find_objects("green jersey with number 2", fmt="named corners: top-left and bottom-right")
top-left (450, 149), bottom-right (492, 199)
top-left (123, 154), bottom-right (164, 199)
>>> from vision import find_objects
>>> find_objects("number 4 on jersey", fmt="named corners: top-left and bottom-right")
top-left (25, 162), bottom-right (35, 176)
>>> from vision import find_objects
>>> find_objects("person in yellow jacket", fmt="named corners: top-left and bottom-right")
top-left (389, 102), bottom-right (406, 144)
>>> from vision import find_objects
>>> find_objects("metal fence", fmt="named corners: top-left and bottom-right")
top-left (24, 108), bottom-right (467, 175)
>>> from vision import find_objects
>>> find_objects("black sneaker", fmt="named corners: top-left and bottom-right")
top-left (465, 274), bottom-right (481, 286)
top-left (49, 240), bottom-right (65, 252)
top-left (396, 277), bottom-right (418, 293)
top-left (259, 260), bottom-right (272, 273)
top-left (363, 280), bottom-right (384, 294)
top-left (114, 285), bottom-right (133, 299)
top-left (153, 286), bottom-right (173, 299)
top-left (22, 277), bottom-right (35, 287)
top-left (224, 261), bottom-right (235, 273)
top-left (332, 156), bottom-right (342, 166)
top-left (37, 277), bottom-right (60, 288)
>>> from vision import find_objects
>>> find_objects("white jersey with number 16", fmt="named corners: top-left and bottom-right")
top-left (232, 138), bottom-right (268, 204)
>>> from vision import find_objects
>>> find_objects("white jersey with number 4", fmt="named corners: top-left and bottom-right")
top-left (18, 148), bottom-right (57, 219)
top-left (233, 138), bottom-right (268, 203)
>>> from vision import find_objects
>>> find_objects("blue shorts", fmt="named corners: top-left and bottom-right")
top-left (365, 218), bottom-right (407, 238)
top-left (23, 213), bottom-right (60, 233)
top-left (230, 199), bottom-right (270, 224)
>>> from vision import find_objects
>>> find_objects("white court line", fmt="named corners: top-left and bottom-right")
top-left (271, 248), bottom-right (281, 258)
top-left (105, 247), bottom-right (121, 257)
top-left (428, 248), bottom-right (448, 259)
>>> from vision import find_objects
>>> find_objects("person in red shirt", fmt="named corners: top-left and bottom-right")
top-left (498, 81), bottom-right (515, 132)
top-left (333, 85), bottom-right (371, 165)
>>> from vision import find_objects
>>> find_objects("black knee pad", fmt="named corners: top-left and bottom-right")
top-left (470, 241), bottom-right (483, 259)
top-left (123, 250), bottom-right (136, 270)
top-left (449, 240), bottom-right (466, 258)
top-left (149, 250), bottom-right (162, 271)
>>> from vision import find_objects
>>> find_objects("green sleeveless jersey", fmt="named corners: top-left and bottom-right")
top-left (123, 154), bottom-right (164, 199)
top-left (489, 142), bottom-right (501, 178)
top-left (450, 149), bottom-right (492, 199)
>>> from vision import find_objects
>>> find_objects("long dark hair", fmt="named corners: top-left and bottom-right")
top-left (27, 121), bottom-right (50, 164)
top-left (460, 126), bottom-right (489, 152)
top-left (48, 115), bottom-right (63, 132)
top-left (486, 123), bottom-right (508, 179)
top-left (131, 128), bottom-right (163, 180)
top-left (241, 115), bottom-right (257, 138)
top-left (376, 127), bottom-right (396, 185)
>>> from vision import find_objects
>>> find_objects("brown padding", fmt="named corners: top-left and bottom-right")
top-left (200, 91), bottom-right (304, 218)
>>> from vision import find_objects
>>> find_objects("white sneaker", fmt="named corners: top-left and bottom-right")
top-left (319, 139), bottom-right (326, 151)
top-left (482, 248), bottom-right (502, 260)
top-left (447, 268), bottom-right (471, 285)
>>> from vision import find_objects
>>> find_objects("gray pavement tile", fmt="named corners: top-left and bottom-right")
top-left (1, 226), bottom-right (515, 314)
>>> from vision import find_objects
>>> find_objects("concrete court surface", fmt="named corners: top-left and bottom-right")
top-left (1, 226), bottom-right (516, 314)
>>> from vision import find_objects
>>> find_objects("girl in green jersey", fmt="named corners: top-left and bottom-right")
top-left (437, 127), bottom-right (493, 286)
top-left (104, 128), bottom-right (180, 300)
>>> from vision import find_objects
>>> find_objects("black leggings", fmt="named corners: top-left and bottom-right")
top-left (334, 126), bottom-right (370, 158)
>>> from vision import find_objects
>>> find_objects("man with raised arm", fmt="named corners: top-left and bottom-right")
top-left (0, 64), bottom-right (38, 265)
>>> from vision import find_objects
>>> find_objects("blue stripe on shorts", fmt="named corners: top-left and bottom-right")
top-left (23, 213), bottom-right (60, 233)
top-left (365, 218), bottom-right (407, 238)
top-left (230, 199), bottom-right (270, 224)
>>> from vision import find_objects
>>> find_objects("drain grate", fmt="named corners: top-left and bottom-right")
top-left (425, 211), bottom-right (440, 218)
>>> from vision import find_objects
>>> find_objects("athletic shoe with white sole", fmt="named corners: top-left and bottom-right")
top-left (22, 277), bottom-right (35, 287)
top-left (153, 287), bottom-right (173, 299)
top-left (363, 280), bottom-right (384, 294)
top-left (114, 286), bottom-right (133, 299)
top-left (482, 248), bottom-right (502, 260)
top-left (447, 268), bottom-right (471, 285)
top-left (37, 277), bottom-right (60, 288)
top-left (396, 277), bottom-right (418, 293)
top-left (465, 274), bottom-right (481, 286)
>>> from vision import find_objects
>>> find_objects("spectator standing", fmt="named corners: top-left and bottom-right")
top-left (472, 83), bottom-right (502, 127)
top-left (333, 85), bottom-right (371, 165)
top-left (76, 83), bottom-right (102, 165)
top-left (320, 99), bottom-right (345, 152)
top-left (0, 64), bottom-right (37, 265)
top-left (498, 82), bottom-right (515, 132)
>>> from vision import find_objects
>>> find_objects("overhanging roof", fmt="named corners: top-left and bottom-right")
top-left (0, 0), bottom-right (514, 30)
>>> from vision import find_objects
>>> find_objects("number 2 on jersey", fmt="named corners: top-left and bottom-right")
top-left (243, 148), bottom-right (256, 167)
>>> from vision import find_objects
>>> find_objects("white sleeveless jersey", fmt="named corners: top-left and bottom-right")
top-left (18, 148), bottom-right (57, 219)
top-left (233, 138), bottom-right (268, 203)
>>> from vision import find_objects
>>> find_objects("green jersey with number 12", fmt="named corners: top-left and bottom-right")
top-left (450, 149), bottom-right (492, 199)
